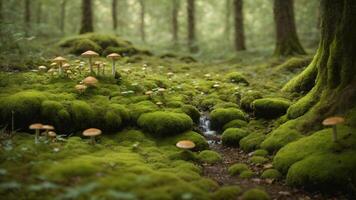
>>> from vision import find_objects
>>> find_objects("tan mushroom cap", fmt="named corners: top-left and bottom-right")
top-left (81, 50), bottom-right (99, 57)
top-left (75, 84), bottom-right (87, 91)
top-left (29, 123), bottom-right (43, 129)
top-left (322, 116), bottom-right (345, 126)
top-left (156, 101), bottom-right (163, 105)
top-left (42, 125), bottom-right (55, 130)
top-left (145, 91), bottom-right (153, 95)
top-left (48, 131), bottom-right (57, 137)
top-left (176, 140), bottom-right (196, 149)
top-left (83, 128), bottom-right (102, 137)
top-left (83, 76), bottom-right (98, 86)
top-left (107, 53), bottom-right (121, 59)
top-left (158, 88), bottom-right (166, 92)
top-left (53, 56), bottom-right (66, 63)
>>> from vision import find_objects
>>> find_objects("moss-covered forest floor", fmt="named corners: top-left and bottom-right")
top-left (0, 34), bottom-right (354, 200)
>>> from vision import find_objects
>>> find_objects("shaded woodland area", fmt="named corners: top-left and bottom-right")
top-left (0, 0), bottom-right (355, 200)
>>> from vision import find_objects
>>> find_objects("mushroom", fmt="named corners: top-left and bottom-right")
top-left (42, 125), bottom-right (55, 140)
top-left (38, 66), bottom-right (47, 72)
top-left (81, 50), bottom-right (99, 74)
top-left (167, 72), bottom-right (174, 77)
top-left (95, 61), bottom-right (101, 75)
top-left (83, 128), bottom-right (102, 145)
top-left (176, 140), bottom-right (196, 150)
top-left (48, 131), bottom-right (57, 142)
top-left (322, 116), bottom-right (345, 142)
top-left (75, 84), bottom-right (87, 94)
top-left (107, 53), bottom-right (121, 76)
top-left (29, 123), bottom-right (43, 144)
top-left (53, 57), bottom-right (67, 76)
top-left (82, 76), bottom-right (98, 87)
top-left (156, 101), bottom-right (163, 106)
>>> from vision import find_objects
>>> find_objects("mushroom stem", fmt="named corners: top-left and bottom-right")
top-left (332, 126), bottom-right (338, 142)
top-left (112, 60), bottom-right (116, 76)
top-left (59, 62), bottom-right (63, 75)
top-left (89, 58), bottom-right (93, 74)
top-left (91, 136), bottom-right (96, 145)
top-left (35, 129), bottom-right (40, 144)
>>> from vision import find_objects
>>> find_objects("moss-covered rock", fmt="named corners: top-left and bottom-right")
top-left (252, 149), bottom-right (268, 157)
top-left (250, 156), bottom-right (268, 164)
top-left (138, 111), bottom-right (193, 137)
top-left (68, 100), bottom-right (95, 130)
top-left (210, 108), bottom-right (247, 130)
top-left (222, 128), bottom-right (249, 147)
top-left (160, 131), bottom-right (209, 151)
top-left (181, 105), bottom-right (200, 124)
top-left (252, 98), bottom-right (291, 119)
top-left (241, 189), bottom-right (270, 200)
top-left (239, 170), bottom-right (255, 178)
top-left (239, 132), bottom-right (266, 152)
top-left (228, 163), bottom-right (249, 176)
top-left (240, 91), bottom-right (262, 112)
top-left (222, 119), bottom-right (248, 131)
top-left (198, 150), bottom-right (222, 164)
top-left (226, 72), bottom-right (249, 85)
top-left (261, 169), bottom-right (282, 180)
top-left (211, 185), bottom-right (242, 200)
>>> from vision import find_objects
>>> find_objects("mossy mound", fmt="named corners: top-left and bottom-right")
top-left (138, 111), bottom-right (193, 137)
top-left (160, 131), bottom-right (209, 151)
top-left (241, 189), bottom-right (270, 200)
top-left (240, 91), bottom-right (263, 112)
top-left (250, 156), bottom-right (268, 164)
top-left (239, 132), bottom-right (266, 152)
top-left (221, 128), bottom-right (249, 147)
top-left (211, 185), bottom-right (242, 200)
top-left (181, 105), bottom-right (200, 124)
top-left (222, 119), bottom-right (248, 131)
top-left (261, 169), bottom-right (282, 180)
top-left (226, 72), bottom-right (249, 85)
top-left (275, 56), bottom-right (312, 72)
top-left (273, 126), bottom-right (356, 191)
top-left (58, 33), bottom-right (151, 57)
top-left (228, 163), bottom-right (249, 176)
top-left (239, 170), bottom-right (255, 178)
top-left (210, 108), bottom-right (247, 130)
top-left (252, 98), bottom-right (291, 119)
top-left (198, 150), bottom-right (222, 164)
top-left (252, 149), bottom-right (269, 157)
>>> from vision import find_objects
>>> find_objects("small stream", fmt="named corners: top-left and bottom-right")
top-left (199, 113), bottom-right (221, 145)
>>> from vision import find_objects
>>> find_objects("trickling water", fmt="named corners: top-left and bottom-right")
top-left (199, 113), bottom-right (221, 145)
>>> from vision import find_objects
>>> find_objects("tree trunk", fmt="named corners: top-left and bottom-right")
top-left (285, 0), bottom-right (356, 124)
top-left (273, 0), bottom-right (305, 56)
top-left (187, 0), bottom-right (198, 53)
top-left (138, 0), bottom-right (145, 42)
top-left (172, 0), bottom-right (179, 46)
top-left (112, 0), bottom-right (118, 31)
top-left (60, 0), bottom-right (67, 34)
top-left (0, 0), bottom-right (3, 22)
top-left (233, 0), bottom-right (246, 51)
top-left (224, 0), bottom-right (232, 44)
top-left (80, 0), bottom-right (94, 34)
top-left (24, 0), bottom-right (31, 36)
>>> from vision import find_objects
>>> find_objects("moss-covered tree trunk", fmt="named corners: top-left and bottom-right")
top-left (172, 0), bottom-right (179, 46)
top-left (286, 0), bottom-right (356, 122)
top-left (60, 0), bottom-right (66, 34)
top-left (187, 0), bottom-right (198, 53)
top-left (112, 0), bottom-right (118, 31)
top-left (273, 0), bottom-right (305, 56)
top-left (24, 0), bottom-right (31, 36)
top-left (233, 0), bottom-right (246, 51)
top-left (79, 0), bottom-right (94, 34)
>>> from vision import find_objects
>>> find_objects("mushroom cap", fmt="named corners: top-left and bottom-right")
top-left (38, 66), bottom-right (47, 70)
top-left (158, 88), bottom-right (166, 92)
top-left (83, 76), bottom-right (98, 86)
top-left (48, 131), bottom-right (56, 137)
top-left (29, 123), bottom-right (43, 130)
top-left (322, 116), bottom-right (345, 126)
top-left (107, 53), bottom-right (121, 59)
top-left (63, 63), bottom-right (70, 68)
top-left (75, 84), bottom-right (87, 91)
top-left (176, 140), bottom-right (196, 149)
top-left (83, 128), bottom-right (102, 137)
top-left (156, 101), bottom-right (163, 105)
top-left (42, 125), bottom-right (55, 130)
top-left (81, 50), bottom-right (99, 57)
top-left (145, 91), bottom-right (153, 95)
top-left (53, 56), bottom-right (66, 63)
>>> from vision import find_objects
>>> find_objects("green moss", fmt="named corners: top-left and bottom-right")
top-left (261, 120), bottom-right (303, 153)
top-left (252, 149), bottom-right (268, 157)
top-left (240, 91), bottom-right (262, 111)
top-left (250, 156), bottom-right (268, 164)
top-left (181, 105), bottom-right (200, 124)
top-left (41, 100), bottom-right (70, 130)
top-left (138, 111), bottom-right (193, 137)
top-left (239, 170), bottom-right (255, 178)
top-left (261, 169), bottom-right (282, 180)
top-left (274, 56), bottom-right (312, 72)
top-left (222, 119), bottom-right (248, 131)
top-left (239, 132), bottom-right (266, 152)
top-left (210, 108), bottom-right (247, 130)
top-left (116, 129), bottom-right (155, 146)
top-left (286, 87), bottom-right (319, 119)
top-left (228, 163), bottom-right (249, 176)
top-left (129, 101), bottom-right (158, 123)
top-left (226, 72), bottom-right (249, 85)
top-left (103, 110), bottom-right (122, 131)
top-left (241, 188), bottom-right (270, 200)
top-left (161, 131), bottom-right (209, 151)
top-left (198, 150), bottom-right (222, 164)
top-left (68, 100), bottom-right (95, 130)
top-left (68, 38), bottom-right (102, 55)
top-left (252, 98), bottom-right (291, 119)
top-left (211, 185), bottom-right (242, 200)
top-left (222, 128), bottom-right (249, 147)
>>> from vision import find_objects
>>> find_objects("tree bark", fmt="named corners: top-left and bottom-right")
top-left (233, 0), bottom-right (246, 51)
top-left (273, 0), bottom-right (305, 56)
top-left (224, 0), bottom-right (232, 44)
top-left (112, 0), bottom-right (118, 31)
top-left (172, 0), bottom-right (179, 46)
top-left (138, 0), bottom-right (146, 42)
top-left (24, 0), bottom-right (31, 36)
top-left (80, 0), bottom-right (94, 34)
top-left (286, 0), bottom-right (356, 123)
top-left (0, 0), bottom-right (3, 22)
top-left (60, 0), bottom-right (67, 34)
top-left (187, 0), bottom-right (198, 53)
